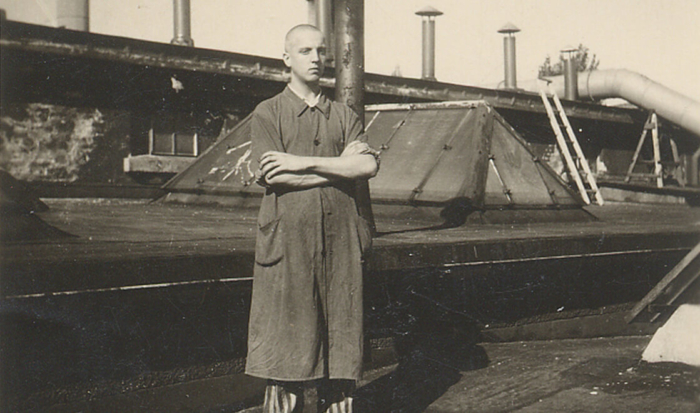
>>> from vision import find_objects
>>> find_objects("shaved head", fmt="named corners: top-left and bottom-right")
top-left (285, 24), bottom-right (324, 52)
top-left (283, 24), bottom-right (326, 88)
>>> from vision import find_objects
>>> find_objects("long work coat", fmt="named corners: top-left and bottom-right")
top-left (245, 87), bottom-right (372, 381)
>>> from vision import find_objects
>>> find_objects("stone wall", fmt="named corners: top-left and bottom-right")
top-left (0, 103), bottom-right (132, 184)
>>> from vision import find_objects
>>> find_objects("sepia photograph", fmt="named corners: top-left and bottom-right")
top-left (1, 1), bottom-right (699, 412)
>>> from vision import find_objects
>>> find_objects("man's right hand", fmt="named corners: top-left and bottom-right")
top-left (259, 151), bottom-right (311, 179)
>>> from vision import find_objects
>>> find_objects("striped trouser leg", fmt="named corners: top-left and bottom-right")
top-left (263, 381), bottom-right (303, 413)
top-left (321, 396), bottom-right (353, 413)
top-left (318, 379), bottom-right (355, 413)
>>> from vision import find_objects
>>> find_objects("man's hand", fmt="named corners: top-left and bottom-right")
top-left (259, 151), bottom-right (310, 179)
top-left (341, 141), bottom-right (380, 158)
top-left (256, 142), bottom-right (379, 188)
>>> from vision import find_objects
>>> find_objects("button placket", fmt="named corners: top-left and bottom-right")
top-left (311, 108), bottom-right (321, 147)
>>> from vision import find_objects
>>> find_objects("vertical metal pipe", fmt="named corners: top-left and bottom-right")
top-left (307, 0), bottom-right (317, 26)
top-left (416, 7), bottom-right (442, 81)
top-left (422, 18), bottom-right (436, 80)
top-left (503, 36), bottom-right (517, 88)
top-left (171, 0), bottom-right (194, 47)
top-left (316, 0), bottom-right (334, 63)
top-left (334, 0), bottom-right (364, 122)
top-left (498, 24), bottom-right (520, 89)
top-left (563, 55), bottom-right (579, 100)
top-left (691, 147), bottom-right (700, 187)
top-left (56, 0), bottom-right (89, 31)
top-left (335, 0), bottom-right (375, 233)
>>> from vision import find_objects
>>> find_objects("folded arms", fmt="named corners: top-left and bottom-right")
top-left (256, 140), bottom-right (380, 189)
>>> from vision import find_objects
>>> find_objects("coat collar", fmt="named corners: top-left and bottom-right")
top-left (283, 86), bottom-right (331, 119)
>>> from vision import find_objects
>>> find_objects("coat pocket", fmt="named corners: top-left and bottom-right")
top-left (255, 216), bottom-right (284, 266)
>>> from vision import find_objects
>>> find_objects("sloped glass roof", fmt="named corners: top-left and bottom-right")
top-left (164, 101), bottom-right (583, 210)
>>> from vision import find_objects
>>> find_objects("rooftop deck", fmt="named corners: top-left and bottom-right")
top-left (3, 198), bottom-right (699, 301)
top-left (3, 198), bottom-right (699, 412)
top-left (3, 193), bottom-right (700, 413)
top-left (241, 336), bottom-right (700, 413)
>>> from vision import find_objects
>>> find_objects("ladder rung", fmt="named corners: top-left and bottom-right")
top-left (636, 160), bottom-right (679, 167)
top-left (629, 173), bottom-right (661, 178)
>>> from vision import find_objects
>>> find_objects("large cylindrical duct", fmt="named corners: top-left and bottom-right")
top-left (498, 23), bottom-right (520, 89)
top-left (416, 6), bottom-right (443, 81)
top-left (543, 69), bottom-right (700, 139)
top-left (56, 0), bottom-right (89, 31)
top-left (171, 0), bottom-right (194, 47)
top-left (316, 0), bottom-right (334, 63)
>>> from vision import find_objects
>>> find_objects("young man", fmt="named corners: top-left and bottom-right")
top-left (245, 24), bottom-right (379, 413)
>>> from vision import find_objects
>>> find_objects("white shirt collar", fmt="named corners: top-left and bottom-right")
top-left (287, 84), bottom-right (321, 108)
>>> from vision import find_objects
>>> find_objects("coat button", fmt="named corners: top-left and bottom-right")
top-left (314, 139), bottom-right (321, 146)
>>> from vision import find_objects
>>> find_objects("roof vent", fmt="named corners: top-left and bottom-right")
top-left (497, 22), bottom-right (520, 89)
top-left (415, 6), bottom-right (443, 81)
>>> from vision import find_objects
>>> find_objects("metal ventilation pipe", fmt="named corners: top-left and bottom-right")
top-left (171, 0), bottom-right (194, 47)
top-left (316, 0), bottom-right (334, 63)
top-left (562, 46), bottom-right (579, 100)
top-left (544, 69), bottom-right (700, 140)
top-left (498, 23), bottom-right (520, 89)
top-left (415, 6), bottom-right (443, 81)
top-left (56, 0), bottom-right (89, 31)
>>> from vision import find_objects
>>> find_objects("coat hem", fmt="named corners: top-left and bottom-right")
top-left (245, 370), bottom-right (361, 382)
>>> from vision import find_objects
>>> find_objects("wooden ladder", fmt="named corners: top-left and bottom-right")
top-left (627, 241), bottom-right (700, 323)
top-left (539, 86), bottom-right (604, 205)
top-left (624, 111), bottom-right (683, 188)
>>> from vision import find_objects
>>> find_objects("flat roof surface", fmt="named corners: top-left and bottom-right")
top-left (3, 198), bottom-right (700, 298)
top-left (4, 198), bottom-right (700, 262)
top-left (3, 200), bottom-right (699, 412)
top-left (241, 336), bottom-right (700, 412)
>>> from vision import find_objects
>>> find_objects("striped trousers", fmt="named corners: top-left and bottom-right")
top-left (263, 379), bottom-right (355, 413)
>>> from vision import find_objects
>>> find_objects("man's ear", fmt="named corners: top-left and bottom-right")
top-left (282, 52), bottom-right (291, 68)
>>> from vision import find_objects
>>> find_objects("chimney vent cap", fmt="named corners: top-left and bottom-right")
top-left (416, 5), bottom-right (443, 17)
top-left (497, 22), bottom-right (520, 34)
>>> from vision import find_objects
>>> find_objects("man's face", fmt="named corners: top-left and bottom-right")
top-left (283, 28), bottom-right (326, 84)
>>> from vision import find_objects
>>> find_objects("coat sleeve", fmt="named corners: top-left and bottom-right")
top-left (342, 107), bottom-right (376, 248)
top-left (344, 108), bottom-right (367, 147)
top-left (250, 102), bottom-right (285, 187)
top-left (343, 107), bottom-right (381, 165)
